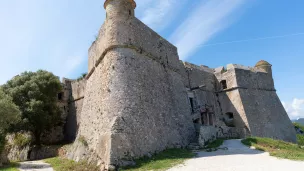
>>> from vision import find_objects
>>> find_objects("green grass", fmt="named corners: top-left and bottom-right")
top-left (120, 148), bottom-right (195, 171)
top-left (293, 122), bottom-right (304, 146)
top-left (0, 163), bottom-right (19, 171)
top-left (44, 157), bottom-right (99, 171)
top-left (297, 134), bottom-right (304, 146)
top-left (242, 137), bottom-right (304, 161)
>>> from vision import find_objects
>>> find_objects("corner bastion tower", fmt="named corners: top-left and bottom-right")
top-left (62, 0), bottom-right (296, 170)
top-left (65, 0), bottom-right (195, 169)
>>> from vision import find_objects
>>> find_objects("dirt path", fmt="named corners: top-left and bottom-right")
top-left (168, 139), bottom-right (304, 171)
top-left (18, 161), bottom-right (53, 171)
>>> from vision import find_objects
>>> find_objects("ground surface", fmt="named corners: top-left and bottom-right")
top-left (18, 161), bottom-right (53, 171)
top-left (168, 139), bottom-right (304, 171)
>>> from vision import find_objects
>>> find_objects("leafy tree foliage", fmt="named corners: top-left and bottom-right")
top-left (0, 88), bottom-right (21, 153)
top-left (2, 70), bottom-right (62, 145)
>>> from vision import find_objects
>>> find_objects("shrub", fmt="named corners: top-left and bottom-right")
top-left (2, 70), bottom-right (62, 145)
top-left (0, 89), bottom-right (21, 154)
top-left (13, 133), bottom-right (31, 148)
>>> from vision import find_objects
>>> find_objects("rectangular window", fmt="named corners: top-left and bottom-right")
top-left (221, 80), bottom-right (227, 89)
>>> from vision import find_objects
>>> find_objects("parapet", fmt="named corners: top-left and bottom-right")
top-left (255, 60), bottom-right (272, 67)
top-left (226, 64), bottom-right (266, 73)
top-left (104, 0), bottom-right (136, 9)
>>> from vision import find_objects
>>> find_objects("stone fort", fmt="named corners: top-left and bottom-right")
top-left (56, 0), bottom-right (296, 170)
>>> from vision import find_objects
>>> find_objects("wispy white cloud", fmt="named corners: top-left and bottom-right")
top-left (0, 0), bottom-right (103, 84)
top-left (170, 0), bottom-right (245, 60)
top-left (137, 0), bottom-right (186, 32)
top-left (283, 98), bottom-right (304, 120)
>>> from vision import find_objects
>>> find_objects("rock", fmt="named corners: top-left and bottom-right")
top-left (107, 165), bottom-right (117, 171)
top-left (198, 126), bottom-right (217, 147)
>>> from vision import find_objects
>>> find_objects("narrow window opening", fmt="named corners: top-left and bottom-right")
top-left (221, 80), bottom-right (227, 89)
top-left (58, 92), bottom-right (63, 100)
top-left (129, 10), bottom-right (132, 16)
top-left (189, 97), bottom-right (194, 112)
top-left (209, 113), bottom-right (214, 126)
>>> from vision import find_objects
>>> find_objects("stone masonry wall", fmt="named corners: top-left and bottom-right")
top-left (184, 63), bottom-right (241, 139)
top-left (69, 1), bottom-right (195, 168)
top-left (64, 79), bottom-right (86, 142)
top-left (215, 65), bottom-right (297, 142)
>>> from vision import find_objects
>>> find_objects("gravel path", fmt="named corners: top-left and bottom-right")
top-left (168, 139), bottom-right (304, 171)
top-left (19, 161), bottom-right (53, 171)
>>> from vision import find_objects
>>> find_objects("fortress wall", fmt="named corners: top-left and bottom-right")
top-left (88, 24), bottom-right (106, 72)
top-left (86, 16), bottom-right (181, 79)
top-left (217, 90), bottom-right (249, 137)
top-left (109, 49), bottom-right (194, 165)
top-left (70, 79), bottom-right (86, 100)
top-left (70, 13), bottom-right (195, 167)
top-left (215, 68), bottom-right (238, 90)
top-left (215, 69), bottom-right (251, 137)
top-left (183, 62), bottom-right (216, 91)
top-left (183, 63), bottom-right (240, 138)
top-left (216, 67), bottom-right (296, 142)
top-left (74, 47), bottom-right (195, 167)
top-left (68, 49), bottom-right (126, 166)
top-left (63, 79), bottom-right (86, 142)
top-left (238, 89), bottom-right (297, 143)
top-left (234, 68), bottom-right (274, 90)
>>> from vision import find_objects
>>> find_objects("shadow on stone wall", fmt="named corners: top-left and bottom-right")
top-left (64, 98), bottom-right (79, 143)
top-left (214, 79), bottom-right (250, 139)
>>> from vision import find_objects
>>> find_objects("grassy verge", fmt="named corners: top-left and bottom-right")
top-left (297, 134), bottom-right (304, 146)
top-left (121, 148), bottom-right (195, 171)
top-left (294, 123), bottom-right (304, 146)
top-left (44, 157), bottom-right (99, 171)
top-left (241, 137), bottom-right (304, 161)
top-left (0, 163), bottom-right (19, 171)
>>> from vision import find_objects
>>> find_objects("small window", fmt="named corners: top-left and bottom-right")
top-left (224, 112), bottom-right (235, 127)
top-left (189, 97), bottom-right (194, 112)
top-left (220, 80), bottom-right (227, 89)
top-left (58, 92), bottom-right (63, 100)
top-left (129, 10), bottom-right (132, 16)
top-left (226, 112), bottom-right (234, 119)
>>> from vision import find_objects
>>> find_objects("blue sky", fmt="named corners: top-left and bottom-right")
top-left (0, 0), bottom-right (303, 119)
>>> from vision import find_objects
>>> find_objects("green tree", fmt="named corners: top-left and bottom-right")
top-left (0, 88), bottom-right (21, 153)
top-left (2, 70), bottom-right (62, 145)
